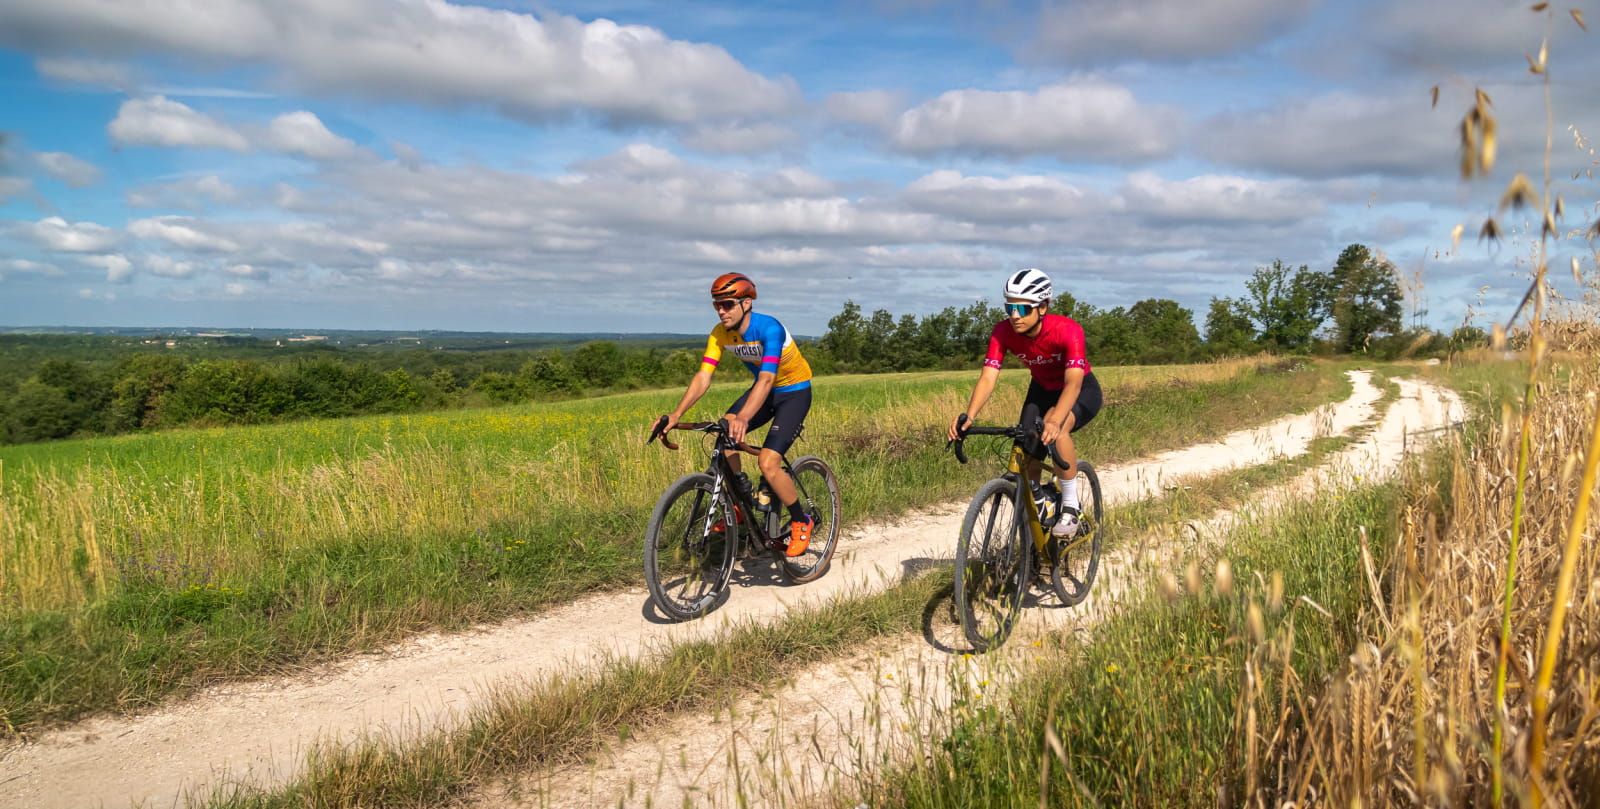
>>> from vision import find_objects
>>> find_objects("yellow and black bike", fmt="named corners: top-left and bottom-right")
top-left (644, 416), bottom-right (840, 621)
top-left (948, 403), bottom-right (1104, 651)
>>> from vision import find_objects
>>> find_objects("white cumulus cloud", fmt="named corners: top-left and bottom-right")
top-left (108, 96), bottom-right (251, 152)
top-left (1028, 0), bottom-right (1321, 66)
top-left (1195, 91), bottom-right (1463, 178)
top-left (264, 111), bottom-right (357, 160)
top-left (80, 253), bottom-right (134, 282)
top-left (1, 0), bottom-right (799, 128)
top-left (2, 258), bottom-right (64, 275)
top-left (35, 151), bottom-right (102, 187)
top-left (904, 170), bottom-right (1100, 222)
top-left (142, 253), bottom-right (198, 277)
top-left (1116, 172), bottom-right (1325, 222)
top-left (130, 216), bottom-right (241, 251)
top-left (886, 79), bottom-right (1182, 162)
top-left (127, 174), bottom-right (242, 209)
top-left (18, 216), bottom-right (119, 252)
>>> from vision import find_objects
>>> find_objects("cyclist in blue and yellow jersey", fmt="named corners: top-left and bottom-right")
top-left (656, 273), bottom-right (817, 556)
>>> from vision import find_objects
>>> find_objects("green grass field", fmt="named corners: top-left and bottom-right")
top-left (0, 357), bottom-right (1349, 730)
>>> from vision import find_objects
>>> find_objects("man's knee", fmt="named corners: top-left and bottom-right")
top-left (757, 449), bottom-right (784, 475)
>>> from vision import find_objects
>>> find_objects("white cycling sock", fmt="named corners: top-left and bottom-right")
top-left (1060, 475), bottom-right (1079, 511)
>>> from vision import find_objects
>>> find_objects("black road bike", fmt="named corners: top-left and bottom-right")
top-left (947, 404), bottom-right (1105, 651)
top-left (644, 416), bottom-right (841, 621)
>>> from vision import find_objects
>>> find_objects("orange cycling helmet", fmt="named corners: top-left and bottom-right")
top-left (710, 272), bottom-right (757, 300)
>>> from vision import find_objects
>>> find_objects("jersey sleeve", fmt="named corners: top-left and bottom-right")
top-left (698, 331), bottom-right (723, 375)
top-left (983, 321), bottom-right (1006, 369)
top-left (1062, 318), bottom-right (1088, 371)
top-left (754, 319), bottom-right (784, 377)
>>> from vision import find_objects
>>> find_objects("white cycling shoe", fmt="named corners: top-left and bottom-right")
top-left (1050, 506), bottom-right (1081, 537)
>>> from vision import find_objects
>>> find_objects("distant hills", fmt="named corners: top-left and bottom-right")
top-left (0, 326), bottom-right (714, 351)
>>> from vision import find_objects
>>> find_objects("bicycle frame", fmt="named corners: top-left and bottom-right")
top-left (651, 416), bottom-right (802, 551)
top-left (1002, 444), bottom-right (1053, 558)
top-left (702, 434), bottom-right (786, 551)
top-left (952, 413), bottom-right (1094, 560)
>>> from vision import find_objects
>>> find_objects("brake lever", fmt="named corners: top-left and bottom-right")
top-left (948, 414), bottom-right (970, 464)
top-left (648, 415), bottom-right (681, 450)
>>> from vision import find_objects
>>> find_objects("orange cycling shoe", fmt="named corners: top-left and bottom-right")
top-left (786, 514), bottom-right (816, 557)
top-left (711, 505), bottom-right (742, 534)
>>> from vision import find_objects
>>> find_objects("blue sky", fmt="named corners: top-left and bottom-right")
top-left (1, 0), bottom-right (1596, 335)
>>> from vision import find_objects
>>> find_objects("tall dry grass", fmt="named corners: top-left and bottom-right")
top-left (1259, 325), bottom-right (1597, 807)
top-left (1263, 6), bottom-right (1600, 799)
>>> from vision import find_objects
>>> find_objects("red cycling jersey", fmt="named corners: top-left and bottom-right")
top-left (983, 314), bottom-right (1091, 390)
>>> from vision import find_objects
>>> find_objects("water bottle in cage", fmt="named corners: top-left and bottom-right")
top-left (754, 480), bottom-right (774, 513)
top-left (1033, 481), bottom-right (1058, 526)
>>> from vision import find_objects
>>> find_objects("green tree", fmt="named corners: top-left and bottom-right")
top-left (1125, 298), bottom-right (1201, 364)
top-left (4, 379), bottom-right (75, 443)
top-left (428, 367), bottom-right (460, 395)
top-left (953, 300), bottom-right (1003, 358)
top-left (572, 341), bottom-right (624, 388)
top-left (107, 354), bottom-right (187, 431)
top-left (887, 313), bottom-right (921, 370)
top-left (471, 372), bottom-right (522, 404)
top-left (1204, 297), bottom-right (1257, 357)
top-left (1086, 307), bottom-right (1138, 365)
top-left (33, 358), bottom-right (107, 436)
top-left (862, 308), bottom-right (896, 371)
top-left (818, 301), bottom-right (866, 369)
top-left (284, 360), bottom-right (357, 419)
top-left (1329, 244), bottom-right (1404, 353)
top-left (162, 360), bottom-right (253, 425)
top-left (519, 351), bottom-right (582, 397)
top-left (1244, 259), bottom-right (1332, 351)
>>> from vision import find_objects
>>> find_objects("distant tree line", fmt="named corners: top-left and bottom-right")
top-left (809, 243), bottom-right (1485, 374)
top-left (0, 342), bottom-right (710, 445)
top-left (0, 243), bottom-right (1486, 446)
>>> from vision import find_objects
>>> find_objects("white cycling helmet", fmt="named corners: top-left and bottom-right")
top-left (1004, 268), bottom-right (1052, 303)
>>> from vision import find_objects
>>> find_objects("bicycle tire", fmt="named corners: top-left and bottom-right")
top-left (644, 472), bottom-right (737, 621)
top-left (777, 456), bottom-right (841, 583)
top-left (1049, 461), bottom-right (1103, 606)
top-left (953, 477), bottom-right (1030, 652)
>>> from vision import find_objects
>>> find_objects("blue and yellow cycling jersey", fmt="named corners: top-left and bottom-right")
top-left (700, 311), bottom-right (813, 392)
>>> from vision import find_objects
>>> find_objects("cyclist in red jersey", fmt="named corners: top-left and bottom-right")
top-left (946, 268), bottom-right (1103, 535)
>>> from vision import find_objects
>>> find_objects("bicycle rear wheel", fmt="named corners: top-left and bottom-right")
top-left (1049, 461), bottom-right (1103, 606)
top-left (954, 477), bottom-right (1030, 652)
top-left (644, 473), bottom-right (737, 621)
top-left (778, 456), bottom-right (841, 583)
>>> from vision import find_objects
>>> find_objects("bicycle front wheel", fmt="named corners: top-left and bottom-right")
top-left (644, 473), bottom-right (737, 621)
top-left (954, 477), bottom-right (1030, 652)
top-left (779, 455), bottom-right (841, 583)
top-left (1050, 461), bottom-right (1103, 606)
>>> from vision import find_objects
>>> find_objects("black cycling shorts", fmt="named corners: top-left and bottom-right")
top-left (1020, 371), bottom-right (1102, 434)
top-left (726, 385), bottom-right (812, 456)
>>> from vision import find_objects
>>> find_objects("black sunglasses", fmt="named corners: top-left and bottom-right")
top-left (712, 298), bottom-right (745, 311)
